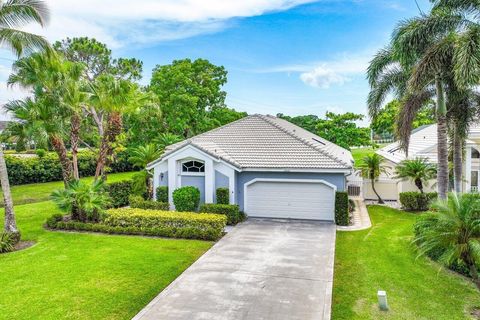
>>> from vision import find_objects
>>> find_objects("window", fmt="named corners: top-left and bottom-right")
top-left (472, 171), bottom-right (479, 187)
top-left (473, 148), bottom-right (480, 159)
top-left (182, 160), bottom-right (205, 173)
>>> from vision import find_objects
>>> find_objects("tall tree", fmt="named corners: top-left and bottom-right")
top-left (394, 8), bottom-right (480, 196)
top-left (149, 58), bottom-right (227, 138)
top-left (8, 52), bottom-right (81, 186)
top-left (87, 74), bottom-right (138, 179)
top-left (0, 0), bottom-right (50, 240)
top-left (54, 37), bottom-right (144, 176)
top-left (315, 112), bottom-right (370, 149)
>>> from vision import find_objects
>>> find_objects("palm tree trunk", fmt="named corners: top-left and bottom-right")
top-left (466, 259), bottom-right (480, 290)
top-left (436, 79), bottom-right (449, 199)
top-left (453, 125), bottom-right (463, 194)
top-left (70, 113), bottom-right (81, 180)
top-left (50, 134), bottom-right (73, 187)
top-left (95, 112), bottom-right (122, 180)
top-left (415, 178), bottom-right (424, 193)
top-left (0, 148), bottom-right (19, 243)
top-left (371, 178), bottom-right (384, 204)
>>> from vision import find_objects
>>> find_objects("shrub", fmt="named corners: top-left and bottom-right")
top-left (106, 180), bottom-right (133, 208)
top-left (35, 149), bottom-right (46, 158)
top-left (156, 186), bottom-right (168, 203)
top-left (104, 208), bottom-right (226, 240)
top-left (199, 203), bottom-right (242, 225)
top-left (0, 232), bottom-right (16, 253)
top-left (4, 150), bottom-right (134, 186)
top-left (216, 188), bottom-right (229, 205)
top-left (335, 192), bottom-right (349, 226)
top-left (173, 186), bottom-right (200, 212)
top-left (399, 192), bottom-right (437, 211)
top-left (46, 213), bottom-right (64, 228)
top-left (348, 199), bottom-right (355, 213)
top-left (129, 195), bottom-right (169, 211)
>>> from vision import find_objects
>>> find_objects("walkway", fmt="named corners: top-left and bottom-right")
top-left (337, 197), bottom-right (371, 231)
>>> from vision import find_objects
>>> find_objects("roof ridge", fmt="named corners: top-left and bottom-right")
top-left (157, 115), bottom-right (256, 165)
top-left (258, 114), bottom-right (351, 168)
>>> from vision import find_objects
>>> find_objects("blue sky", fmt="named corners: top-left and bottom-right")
top-left (1, 0), bottom-right (432, 124)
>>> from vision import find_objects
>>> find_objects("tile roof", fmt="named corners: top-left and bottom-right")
top-left (376, 124), bottom-right (438, 163)
top-left (150, 114), bottom-right (353, 170)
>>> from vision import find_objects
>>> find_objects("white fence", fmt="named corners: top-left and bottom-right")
top-left (347, 171), bottom-right (400, 200)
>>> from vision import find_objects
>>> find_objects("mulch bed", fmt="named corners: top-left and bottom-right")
top-left (12, 241), bottom-right (36, 252)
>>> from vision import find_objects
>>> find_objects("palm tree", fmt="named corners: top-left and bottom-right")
top-left (88, 74), bottom-right (136, 180)
top-left (8, 52), bottom-right (86, 186)
top-left (60, 66), bottom-right (86, 180)
top-left (0, 0), bottom-right (50, 241)
top-left (51, 180), bottom-right (110, 222)
top-left (395, 158), bottom-right (437, 193)
top-left (358, 154), bottom-right (388, 204)
top-left (367, 46), bottom-right (435, 154)
top-left (414, 193), bottom-right (480, 289)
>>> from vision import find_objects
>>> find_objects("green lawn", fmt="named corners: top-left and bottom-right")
top-left (333, 205), bottom-right (480, 320)
top-left (351, 147), bottom-right (375, 167)
top-left (0, 201), bottom-right (212, 320)
top-left (4, 171), bottom-right (136, 206)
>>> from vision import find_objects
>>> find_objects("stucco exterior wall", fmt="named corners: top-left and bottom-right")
top-left (235, 171), bottom-right (346, 211)
top-left (214, 170), bottom-right (229, 203)
top-left (181, 175), bottom-right (206, 204)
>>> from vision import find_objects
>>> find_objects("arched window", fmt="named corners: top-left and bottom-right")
top-left (182, 160), bottom-right (205, 173)
top-left (473, 148), bottom-right (480, 159)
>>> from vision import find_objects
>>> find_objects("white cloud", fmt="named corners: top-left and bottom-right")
top-left (256, 50), bottom-right (375, 89)
top-left (22, 0), bottom-right (319, 48)
top-left (300, 66), bottom-right (348, 88)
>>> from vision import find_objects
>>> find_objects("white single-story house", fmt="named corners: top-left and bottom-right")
top-left (146, 114), bottom-right (354, 221)
top-left (368, 123), bottom-right (480, 200)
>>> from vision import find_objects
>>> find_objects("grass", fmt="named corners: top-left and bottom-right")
top-left (0, 201), bottom-right (212, 319)
top-left (4, 171), bottom-right (136, 206)
top-left (351, 147), bottom-right (375, 167)
top-left (333, 205), bottom-right (480, 320)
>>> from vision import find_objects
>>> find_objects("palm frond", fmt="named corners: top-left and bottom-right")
top-left (0, 27), bottom-right (49, 57)
top-left (396, 89), bottom-right (435, 152)
top-left (0, 0), bottom-right (49, 29)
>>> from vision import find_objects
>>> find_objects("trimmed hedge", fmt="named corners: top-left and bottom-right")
top-left (173, 186), bottom-right (200, 212)
top-left (46, 208), bottom-right (226, 241)
top-left (5, 150), bottom-right (134, 185)
top-left (199, 203), bottom-right (243, 225)
top-left (104, 208), bottom-right (225, 240)
top-left (156, 186), bottom-right (168, 203)
top-left (335, 192), bottom-right (350, 226)
top-left (399, 192), bottom-right (437, 211)
top-left (129, 195), bottom-right (169, 211)
top-left (106, 180), bottom-right (134, 208)
top-left (216, 188), bottom-right (229, 205)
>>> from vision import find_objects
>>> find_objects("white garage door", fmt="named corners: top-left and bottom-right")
top-left (245, 179), bottom-right (335, 221)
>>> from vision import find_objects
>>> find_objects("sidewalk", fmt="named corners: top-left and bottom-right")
top-left (337, 197), bottom-right (371, 231)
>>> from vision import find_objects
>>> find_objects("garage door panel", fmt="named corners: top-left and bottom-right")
top-left (245, 180), bottom-right (335, 221)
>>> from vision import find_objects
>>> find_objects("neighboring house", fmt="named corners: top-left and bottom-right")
top-left (370, 123), bottom-right (477, 200)
top-left (147, 114), bottom-right (354, 221)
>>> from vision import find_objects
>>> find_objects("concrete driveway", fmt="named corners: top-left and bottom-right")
top-left (133, 219), bottom-right (336, 320)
